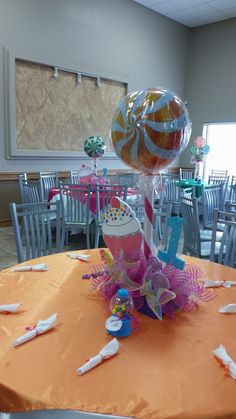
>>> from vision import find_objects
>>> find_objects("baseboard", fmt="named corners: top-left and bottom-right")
top-left (0, 219), bottom-right (12, 227)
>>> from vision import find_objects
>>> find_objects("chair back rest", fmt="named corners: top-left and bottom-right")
top-left (180, 196), bottom-right (200, 257)
top-left (95, 184), bottom-right (128, 223)
top-left (70, 170), bottom-right (80, 184)
top-left (128, 194), bottom-right (145, 224)
top-left (229, 175), bottom-right (236, 202)
top-left (104, 175), bottom-right (117, 185)
top-left (161, 173), bottom-right (180, 183)
top-left (21, 179), bottom-right (42, 204)
top-left (163, 179), bottom-right (179, 202)
top-left (18, 173), bottom-right (27, 203)
top-left (201, 183), bottom-right (223, 228)
top-left (115, 173), bottom-right (135, 188)
top-left (211, 169), bottom-right (228, 178)
top-left (9, 201), bottom-right (62, 263)
top-left (179, 168), bottom-right (195, 180)
top-left (210, 209), bottom-right (236, 267)
top-left (208, 176), bottom-right (229, 208)
top-left (154, 201), bottom-right (172, 247)
top-left (40, 171), bottom-right (59, 201)
top-left (59, 183), bottom-right (91, 225)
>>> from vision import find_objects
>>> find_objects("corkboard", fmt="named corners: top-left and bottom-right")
top-left (15, 59), bottom-right (127, 154)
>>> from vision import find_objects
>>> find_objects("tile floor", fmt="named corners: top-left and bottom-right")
top-left (0, 226), bottom-right (106, 270)
top-left (0, 224), bottom-right (184, 271)
top-left (0, 226), bottom-right (18, 270)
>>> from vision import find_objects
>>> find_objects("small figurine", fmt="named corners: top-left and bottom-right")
top-left (105, 288), bottom-right (134, 337)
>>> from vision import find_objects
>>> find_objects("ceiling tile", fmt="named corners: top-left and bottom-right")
top-left (132, 0), bottom-right (236, 27)
top-left (208, 0), bottom-right (236, 10)
top-left (152, 3), bottom-right (180, 14)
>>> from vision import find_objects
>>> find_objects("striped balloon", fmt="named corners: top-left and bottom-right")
top-left (111, 88), bottom-right (191, 174)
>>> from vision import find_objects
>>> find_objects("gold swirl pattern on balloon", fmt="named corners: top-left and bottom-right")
top-left (111, 88), bottom-right (191, 174)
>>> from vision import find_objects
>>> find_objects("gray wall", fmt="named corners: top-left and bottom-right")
top-left (181, 17), bottom-right (236, 167)
top-left (0, 0), bottom-right (189, 173)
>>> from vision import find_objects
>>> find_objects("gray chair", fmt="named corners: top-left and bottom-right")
top-left (153, 201), bottom-right (172, 248)
top-left (9, 201), bottom-right (62, 263)
top-left (40, 171), bottom-right (59, 202)
top-left (229, 175), bottom-right (236, 202)
top-left (208, 175), bottom-right (229, 209)
top-left (115, 173), bottom-right (135, 188)
top-left (211, 169), bottom-right (228, 178)
top-left (18, 173), bottom-right (28, 203)
top-left (210, 209), bottom-right (236, 268)
top-left (94, 184), bottom-right (128, 248)
top-left (127, 193), bottom-right (145, 225)
top-left (70, 170), bottom-right (80, 184)
top-left (59, 183), bottom-right (93, 249)
top-left (20, 179), bottom-right (42, 204)
top-left (179, 168), bottom-right (195, 180)
top-left (180, 196), bottom-right (221, 258)
top-left (162, 178), bottom-right (187, 215)
top-left (201, 183), bottom-right (224, 229)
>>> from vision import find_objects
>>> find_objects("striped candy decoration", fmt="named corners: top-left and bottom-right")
top-left (111, 88), bottom-right (191, 174)
top-left (93, 158), bottom-right (98, 176)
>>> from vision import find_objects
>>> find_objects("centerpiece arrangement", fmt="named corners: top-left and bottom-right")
top-left (85, 87), bottom-right (213, 332)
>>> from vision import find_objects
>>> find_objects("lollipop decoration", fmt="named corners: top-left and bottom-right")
top-left (84, 136), bottom-right (106, 176)
top-left (190, 136), bottom-right (210, 180)
top-left (111, 87), bottom-right (191, 260)
top-left (81, 87), bottom-right (216, 323)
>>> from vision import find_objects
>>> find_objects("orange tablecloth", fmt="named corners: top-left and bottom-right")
top-left (1, 250), bottom-right (236, 418)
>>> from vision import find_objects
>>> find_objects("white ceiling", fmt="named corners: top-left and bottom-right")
top-left (132, 0), bottom-right (236, 28)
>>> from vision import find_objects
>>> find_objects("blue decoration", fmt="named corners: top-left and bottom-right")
top-left (106, 315), bottom-right (132, 338)
top-left (202, 144), bottom-right (210, 154)
top-left (157, 216), bottom-right (185, 270)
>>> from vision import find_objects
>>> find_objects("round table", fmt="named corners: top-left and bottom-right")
top-left (0, 250), bottom-right (236, 419)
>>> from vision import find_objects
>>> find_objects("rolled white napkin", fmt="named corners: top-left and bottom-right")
top-left (77, 338), bottom-right (120, 375)
top-left (212, 344), bottom-right (236, 379)
top-left (12, 263), bottom-right (48, 272)
top-left (0, 304), bottom-right (21, 313)
top-left (204, 280), bottom-right (236, 288)
top-left (13, 313), bottom-right (57, 347)
top-left (67, 253), bottom-right (90, 261)
top-left (219, 304), bottom-right (236, 313)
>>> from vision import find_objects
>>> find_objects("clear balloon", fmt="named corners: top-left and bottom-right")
top-left (190, 145), bottom-right (197, 154)
top-left (194, 136), bottom-right (206, 148)
top-left (202, 144), bottom-right (210, 154)
top-left (111, 87), bottom-right (192, 174)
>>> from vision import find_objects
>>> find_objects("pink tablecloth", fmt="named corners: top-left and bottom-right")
top-left (48, 186), bottom-right (139, 215)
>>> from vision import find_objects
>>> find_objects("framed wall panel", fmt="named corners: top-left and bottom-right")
top-left (4, 48), bottom-right (128, 159)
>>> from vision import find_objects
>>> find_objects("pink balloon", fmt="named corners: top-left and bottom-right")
top-left (194, 136), bottom-right (206, 148)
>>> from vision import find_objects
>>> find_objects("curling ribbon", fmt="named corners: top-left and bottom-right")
top-left (144, 176), bottom-right (154, 261)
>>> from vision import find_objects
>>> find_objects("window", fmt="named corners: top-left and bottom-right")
top-left (203, 122), bottom-right (236, 179)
